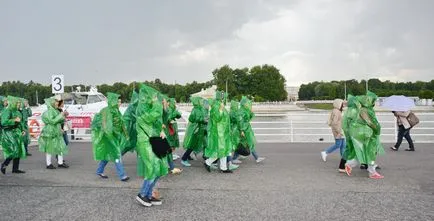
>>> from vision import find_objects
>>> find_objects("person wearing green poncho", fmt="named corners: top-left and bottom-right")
top-left (39, 96), bottom-right (69, 169)
top-left (344, 91), bottom-right (384, 179)
top-left (20, 99), bottom-right (32, 156)
top-left (203, 91), bottom-right (233, 173)
top-left (121, 91), bottom-right (139, 156)
top-left (232, 96), bottom-right (265, 164)
top-left (0, 96), bottom-right (7, 142)
top-left (91, 92), bottom-right (130, 181)
top-left (164, 98), bottom-right (182, 174)
top-left (1, 96), bottom-right (26, 174)
top-left (135, 84), bottom-right (167, 207)
top-left (181, 97), bottom-right (207, 167)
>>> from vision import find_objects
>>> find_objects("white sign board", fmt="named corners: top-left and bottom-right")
top-left (51, 75), bottom-right (64, 94)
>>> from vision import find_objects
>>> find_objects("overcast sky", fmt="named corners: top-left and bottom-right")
top-left (1, 0), bottom-right (433, 86)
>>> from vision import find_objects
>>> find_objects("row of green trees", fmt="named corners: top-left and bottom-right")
top-left (298, 79), bottom-right (434, 100)
top-left (0, 64), bottom-right (288, 105)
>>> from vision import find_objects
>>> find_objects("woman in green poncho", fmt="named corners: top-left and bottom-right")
top-left (181, 97), bottom-right (207, 167)
top-left (135, 84), bottom-right (168, 207)
top-left (164, 98), bottom-right (182, 174)
top-left (20, 99), bottom-right (32, 156)
top-left (39, 97), bottom-right (69, 169)
top-left (1, 96), bottom-right (26, 174)
top-left (344, 91), bottom-right (384, 179)
top-left (203, 91), bottom-right (232, 173)
top-left (121, 91), bottom-right (139, 156)
top-left (232, 96), bottom-right (265, 164)
top-left (91, 92), bottom-right (129, 181)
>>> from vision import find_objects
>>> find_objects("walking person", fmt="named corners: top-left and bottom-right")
top-left (390, 111), bottom-right (415, 151)
top-left (20, 99), bottom-right (32, 156)
top-left (164, 98), bottom-right (182, 174)
top-left (91, 93), bottom-right (129, 181)
top-left (1, 96), bottom-right (26, 174)
top-left (122, 91), bottom-right (139, 156)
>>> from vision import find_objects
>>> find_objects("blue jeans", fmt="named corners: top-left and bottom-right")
top-left (96, 160), bottom-right (126, 180)
top-left (233, 151), bottom-right (259, 161)
top-left (140, 177), bottom-right (160, 199)
top-left (63, 132), bottom-right (69, 146)
top-left (324, 138), bottom-right (346, 156)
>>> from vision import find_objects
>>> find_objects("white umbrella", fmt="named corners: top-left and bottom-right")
top-left (381, 95), bottom-right (415, 111)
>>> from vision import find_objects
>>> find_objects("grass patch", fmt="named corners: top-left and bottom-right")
top-left (304, 103), bottom-right (334, 110)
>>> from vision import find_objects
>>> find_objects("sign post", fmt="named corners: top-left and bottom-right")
top-left (51, 74), bottom-right (64, 94)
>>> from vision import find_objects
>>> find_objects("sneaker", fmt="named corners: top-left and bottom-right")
top-left (229, 164), bottom-right (239, 171)
top-left (369, 172), bottom-right (384, 179)
top-left (338, 169), bottom-right (346, 173)
top-left (390, 146), bottom-right (398, 151)
top-left (203, 163), bottom-right (211, 172)
top-left (345, 164), bottom-right (352, 176)
top-left (172, 154), bottom-right (180, 160)
top-left (181, 160), bottom-right (191, 167)
top-left (149, 197), bottom-right (162, 206)
top-left (321, 151), bottom-right (327, 162)
top-left (1, 164), bottom-right (6, 175)
top-left (121, 176), bottom-right (130, 182)
top-left (58, 163), bottom-right (69, 169)
top-left (136, 194), bottom-right (152, 207)
top-left (221, 169), bottom-right (233, 173)
top-left (232, 159), bottom-right (242, 164)
top-left (97, 174), bottom-right (108, 179)
top-left (256, 157), bottom-right (265, 163)
top-left (405, 149), bottom-right (415, 152)
top-left (46, 164), bottom-right (56, 169)
top-left (12, 170), bottom-right (26, 174)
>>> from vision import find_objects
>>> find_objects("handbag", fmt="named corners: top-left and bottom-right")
top-left (235, 143), bottom-right (250, 156)
top-left (406, 112), bottom-right (419, 128)
top-left (139, 124), bottom-right (171, 159)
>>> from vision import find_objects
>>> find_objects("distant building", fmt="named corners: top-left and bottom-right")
top-left (286, 86), bottom-right (300, 101)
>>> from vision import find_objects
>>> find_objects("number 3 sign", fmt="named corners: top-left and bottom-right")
top-left (52, 75), bottom-right (64, 94)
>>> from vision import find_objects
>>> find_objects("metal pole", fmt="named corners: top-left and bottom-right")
top-left (344, 82), bottom-right (347, 100)
top-left (36, 90), bottom-right (39, 105)
top-left (225, 78), bottom-right (228, 95)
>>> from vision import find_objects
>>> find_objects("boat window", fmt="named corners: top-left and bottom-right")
top-left (87, 95), bottom-right (102, 104)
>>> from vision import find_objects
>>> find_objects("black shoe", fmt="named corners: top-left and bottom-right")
top-left (46, 164), bottom-right (56, 169)
top-left (12, 170), bottom-right (26, 174)
top-left (203, 163), bottom-right (211, 172)
top-left (405, 149), bottom-right (415, 151)
top-left (136, 194), bottom-right (152, 207)
top-left (360, 164), bottom-right (368, 170)
top-left (26, 153), bottom-right (32, 156)
top-left (390, 147), bottom-right (398, 151)
top-left (121, 176), bottom-right (130, 182)
top-left (58, 163), bottom-right (69, 168)
top-left (1, 165), bottom-right (6, 175)
top-left (97, 174), bottom-right (108, 179)
top-left (149, 197), bottom-right (162, 206)
top-left (221, 169), bottom-right (233, 173)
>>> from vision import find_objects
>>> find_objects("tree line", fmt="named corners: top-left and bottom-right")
top-left (0, 64), bottom-right (288, 105)
top-left (298, 79), bottom-right (434, 100)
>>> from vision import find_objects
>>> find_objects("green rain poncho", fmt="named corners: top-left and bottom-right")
top-left (38, 98), bottom-right (67, 155)
top-left (1, 96), bottom-right (26, 160)
top-left (342, 95), bottom-right (360, 160)
top-left (122, 91), bottom-right (139, 154)
top-left (165, 98), bottom-right (181, 148)
top-left (20, 99), bottom-right (32, 147)
top-left (205, 91), bottom-right (231, 158)
top-left (229, 100), bottom-right (241, 152)
top-left (239, 96), bottom-right (257, 151)
top-left (135, 84), bottom-right (168, 180)
top-left (183, 97), bottom-right (207, 153)
top-left (91, 93), bottom-right (127, 162)
top-left (344, 92), bottom-right (384, 165)
top-left (0, 96), bottom-right (6, 141)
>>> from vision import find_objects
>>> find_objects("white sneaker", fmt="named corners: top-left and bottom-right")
top-left (321, 151), bottom-right (327, 162)
top-left (172, 154), bottom-right (180, 160)
top-left (232, 159), bottom-right (242, 164)
top-left (256, 157), bottom-right (265, 163)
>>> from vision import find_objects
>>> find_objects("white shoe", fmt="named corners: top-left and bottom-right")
top-left (232, 159), bottom-right (242, 164)
top-left (321, 151), bottom-right (327, 162)
top-left (172, 154), bottom-right (180, 160)
top-left (256, 157), bottom-right (265, 163)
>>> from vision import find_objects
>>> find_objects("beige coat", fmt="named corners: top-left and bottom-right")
top-left (328, 99), bottom-right (344, 139)
top-left (395, 111), bottom-right (411, 129)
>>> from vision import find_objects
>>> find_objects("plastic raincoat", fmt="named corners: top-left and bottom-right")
top-left (205, 92), bottom-right (231, 158)
top-left (239, 96), bottom-right (257, 151)
top-left (122, 91), bottom-right (139, 154)
top-left (183, 97), bottom-right (207, 153)
top-left (91, 93), bottom-right (127, 162)
top-left (1, 96), bottom-right (26, 159)
top-left (229, 100), bottom-right (241, 151)
top-left (135, 84), bottom-right (168, 180)
top-left (20, 99), bottom-right (32, 147)
top-left (165, 98), bottom-right (181, 148)
top-left (344, 92), bottom-right (384, 165)
top-left (0, 96), bottom-right (6, 141)
top-left (38, 98), bottom-right (67, 155)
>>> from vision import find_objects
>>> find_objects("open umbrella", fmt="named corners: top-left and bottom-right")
top-left (381, 95), bottom-right (415, 111)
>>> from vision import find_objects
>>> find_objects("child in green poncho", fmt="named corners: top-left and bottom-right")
top-left (20, 99), bottom-right (32, 156)
top-left (122, 91), bottom-right (139, 156)
top-left (91, 92), bottom-right (129, 181)
top-left (39, 96), bottom-right (69, 169)
top-left (164, 98), bottom-right (182, 174)
top-left (1, 96), bottom-right (26, 174)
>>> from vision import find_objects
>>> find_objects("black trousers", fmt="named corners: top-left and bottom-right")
top-left (394, 125), bottom-right (415, 150)
top-left (339, 158), bottom-right (346, 169)
top-left (2, 158), bottom-right (20, 171)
